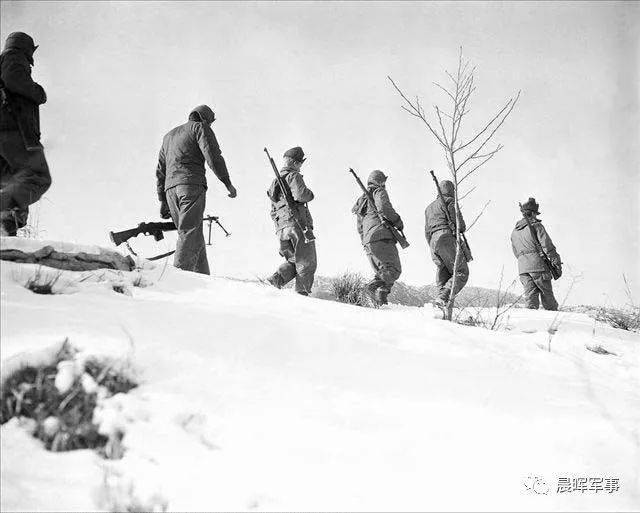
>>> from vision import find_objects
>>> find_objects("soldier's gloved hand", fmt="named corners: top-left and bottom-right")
top-left (159, 200), bottom-right (171, 219)
top-left (227, 184), bottom-right (237, 198)
top-left (551, 256), bottom-right (562, 277)
top-left (34, 83), bottom-right (47, 104)
top-left (395, 219), bottom-right (404, 231)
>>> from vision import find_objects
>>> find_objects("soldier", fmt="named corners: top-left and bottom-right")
top-left (511, 197), bottom-right (561, 310)
top-left (155, 104), bottom-right (237, 274)
top-left (424, 179), bottom-right (469, 306)
top-left (352, 170), bottom-right (403, 305)
top-left (266, 146), bottom-right (317, 295)
top-left (0, 32), bottom-right (51, 236)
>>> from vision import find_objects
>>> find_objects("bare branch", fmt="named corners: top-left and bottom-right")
top-left (400, 105), bottom-right (421, 118)
top-left (465, 200), bottom-right (491, 232)
top-left (435, 106), bottom-right (449, 146)
top-left (433, 81), bottom-right (456, 103)
top-left (458, 185), bottom-right (477, 202)
top-left (450, 66), bottom-right (475, 146)
top-left (388, 76), bottom-right (449, 149)
top-left (469, 145), bottom-right (503, 160)
top-left (458, 145), bottom-right (502, 184)
top-left (445, 70), bottom-right (458, 87)
top-left (456, 90), bottom-right (521, 157)
top-left (439, 110), bottom-right (454, 121)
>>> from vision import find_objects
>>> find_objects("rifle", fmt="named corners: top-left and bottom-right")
top-left (518, 203), bottom-right (561, 280)
top-left (429, 170), bottom-right (473, 262)
top-left (348, 168), bottom-right (409, 249)
top-left (264, 147), bottom-right (315, 243)
top-left (109, 215), bottom-right (230, 247)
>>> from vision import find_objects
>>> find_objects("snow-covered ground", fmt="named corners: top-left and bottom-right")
top-left (1, 238), bottom-right (638, 512)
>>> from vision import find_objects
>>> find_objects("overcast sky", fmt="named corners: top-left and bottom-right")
top-left (2, 0), bottom-right (638, 305)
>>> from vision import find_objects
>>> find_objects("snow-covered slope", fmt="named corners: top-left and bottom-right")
top-left (1, 239), bottom-right (638, 512)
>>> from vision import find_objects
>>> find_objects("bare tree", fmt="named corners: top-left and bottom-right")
top-left (389, 48), bottom-right (520, 320)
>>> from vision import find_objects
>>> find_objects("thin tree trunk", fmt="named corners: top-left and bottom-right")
top-left (445, 150), bottom-right (460, 321)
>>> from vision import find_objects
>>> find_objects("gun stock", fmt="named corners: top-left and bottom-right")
top-left (109, 221), bottom-right (175, 246)
top-left (109, 226), bottom-right (144, 246)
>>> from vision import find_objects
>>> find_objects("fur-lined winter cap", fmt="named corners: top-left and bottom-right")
top-left (521, 197), bottom-right (540, 215)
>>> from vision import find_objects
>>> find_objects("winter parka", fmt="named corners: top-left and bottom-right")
top-left (155, 121), bottom-right (230, 201)
top-left (510, 218), bottom-right (560, 274)
top-left (424, 195), bottom-right (466, 244)
top-left (352, 179), bottom-right (403, 245)
top-left (267, 166), bottom-right (314, 232)
top-left (0, 48), bottom-right (46, 140)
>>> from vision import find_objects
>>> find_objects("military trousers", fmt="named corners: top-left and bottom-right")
top-left (0, 130), bottom-right (51, 235)
top-left (520, 272), bottom-right (558, 311)
top-left (365, 239), bottom-right (401, 293)
top-left (430, 231), bottom-right (469, 301)
top-left (272, 225), bottom-right (317, 294)
top-left (165, 184), bottom-right (209, 275)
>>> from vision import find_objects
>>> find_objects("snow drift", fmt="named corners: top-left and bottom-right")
top-left (1, 237), bottom-right (638, 512)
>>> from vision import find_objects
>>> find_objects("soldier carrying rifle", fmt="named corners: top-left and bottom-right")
top-left (265, 146), bottom-right (317, 296)
top-left (511, 197), bottom-right (562, 310)
top-left (425, 175), bottom-right (470, 307)
top-left (0, 32), bottom-right (51, 236)
top-left (351, 169), bottom-right (406, 306)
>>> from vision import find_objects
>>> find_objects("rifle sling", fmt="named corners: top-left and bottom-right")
top-left (148, 250), bottom-right (176, 261)
top-left (524, 218), bottom-right (551, 262)
top-left (123, 240), bottom-right (175, 262)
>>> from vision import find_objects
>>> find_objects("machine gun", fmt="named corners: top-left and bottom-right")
top-left (109, 215), bottom-right (230, 248)
top-left (348, 167), bottom-right (409, 249)
top-left (264, 147), bottom-right (315, 243)
top-left (429, 170), bottom-right (472, 262)
top-left (518, 203), bottom-right (561, 280)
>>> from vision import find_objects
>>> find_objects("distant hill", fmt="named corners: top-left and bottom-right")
top-left (309, 275), bottom-right (523, 308)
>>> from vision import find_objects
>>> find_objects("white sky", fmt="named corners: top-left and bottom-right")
top-left (2, 0), bottom-right (638, 305)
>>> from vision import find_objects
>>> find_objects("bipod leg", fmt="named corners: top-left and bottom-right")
top-left (206, 218), bottom-right (213, 245)
top-left (214, 218), bottom-right (231, 237)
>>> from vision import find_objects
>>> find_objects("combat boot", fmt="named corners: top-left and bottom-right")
top-left (375, 288), bottom-right (389, 306)
top-left (267, 273), bottom-right (284, 289)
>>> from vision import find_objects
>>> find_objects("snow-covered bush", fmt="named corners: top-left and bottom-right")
top-left (23, 266), bottom-right (63, 294)
top-left (593, 306), bottom-right (640, 333)
top-left (0, 340), bottom-right (137, 457)
top-left (330, 271), bottom-right (373, 307)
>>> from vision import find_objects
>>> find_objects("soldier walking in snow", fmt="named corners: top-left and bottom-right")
top-left (511, 197), bottom-right (562, 310)
top-left (0, 32), bottom-right (51, 236)
top-left (266, 146), bottom-right (317, 295)
top-left (155, 105), bottom-right (237, 274)
top-left (424, 179), bottom-right (469, 306)
top-left (352, 170), bottom-right (404, 306)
